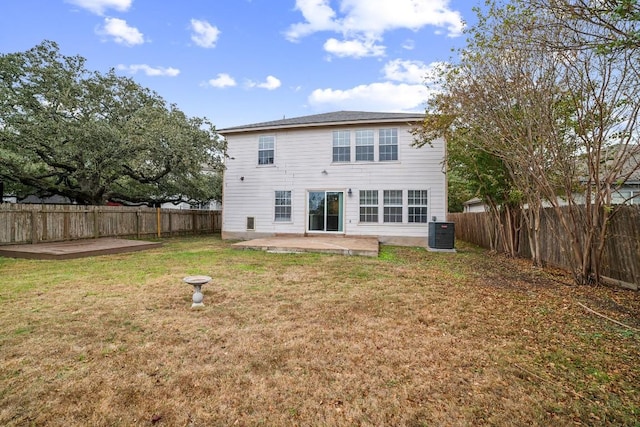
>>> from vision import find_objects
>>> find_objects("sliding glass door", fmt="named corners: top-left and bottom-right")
top-left (308, 191), bottom-right (344, 232)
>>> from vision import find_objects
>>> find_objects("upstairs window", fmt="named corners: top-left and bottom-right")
top-left (359, 190), bottom-right (378, 223)
top-left (355, 130), bottom-right (374, 161)
top-left (332, 131), bottom-right (350, 162)
top-left (408, 190), bottom-right (428, 223)
top-left (379, 128), bottom-right (398, 161)
top-left (274, 190), bottom-right (292, 221)
top-left (383, 190), bottom-right (403, 223)
top-left (258, 135), bottom-right (275, 165)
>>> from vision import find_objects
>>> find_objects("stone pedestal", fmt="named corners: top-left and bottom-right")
top-left (183, 275), bottom-right (211, 308)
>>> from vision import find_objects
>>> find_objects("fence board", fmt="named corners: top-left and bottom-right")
top-left (449, 205), bottom-right (640, 288)
top-left (0, 203), bottom-right (221, 245)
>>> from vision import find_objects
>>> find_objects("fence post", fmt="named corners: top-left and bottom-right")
top-left (10, 207), bottom-right (16, 243)
top-left (31, 209), bottom-right (37, 244)
top-left (41, 205), bottom-right (48, 242)
top-left (93, 206), bottom-right (99, 238)
top-left (156, 208), bottom-right (161, 238)
top-left (212, 211), bottom-right (216, 233)
top-left (63, 205), bottom-right (70, 240)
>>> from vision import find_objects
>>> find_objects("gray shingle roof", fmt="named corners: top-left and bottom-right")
top-left (218, 110), bottom-right (426, 134)
top-left (575, 144), bottom-right (640, 183)
top-left (606, 145), bottom-right (640, 182)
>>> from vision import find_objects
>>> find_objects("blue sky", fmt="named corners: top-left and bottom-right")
top-left (0, 0), bottom-right (479, 129)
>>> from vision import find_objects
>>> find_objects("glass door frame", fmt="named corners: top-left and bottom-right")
top-left (307, 190), bottom-right (345, 233)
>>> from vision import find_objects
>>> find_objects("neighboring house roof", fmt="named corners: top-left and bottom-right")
top-left (577, 144), bottom-right (640, 184)
top-left (607, 145), bottom-right (640, 183)
top-left (218, 110), bottom-right (426, 134)
top-left (463, 197), bottom-right (483, 206)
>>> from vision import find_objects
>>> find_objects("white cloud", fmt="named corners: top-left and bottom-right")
top-left (309, 82), bottom-right (431, 111)
top-left (307, 59), bottom-right (446, 111)
top-left (190, 19), bottom-right (220, 48)
top-left (65, 0), bottom-right (131, 15)
top-left (288, 0), bottom-right (464, 38)
top-left (401, 39), bottom-right (415, 50)
top-left (286, 0), bottom-right (340, 40)
top-left (117, 64), bottom-right (180, 77)
top-left (98, 17), bottom-right (144, 46)
top-left (206, 73), bottom-right (237, 88)
top-left (383, 59), bottom-right (445, 85)
top-left (323, 37), bottom-right (385, 58)
top-left (286, 0), bottom-right (464, 58)
top-left (247, 75), bottom-right (282, 90)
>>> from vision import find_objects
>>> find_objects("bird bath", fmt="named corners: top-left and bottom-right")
top-left (183, 275), bottom-right (211, 308)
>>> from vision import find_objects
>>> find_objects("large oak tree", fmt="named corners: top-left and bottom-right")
top-left (0, 41), bottom-right (225, 206)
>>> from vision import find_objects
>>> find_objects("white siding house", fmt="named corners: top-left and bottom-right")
top-left (463, 197), bottom-right (487, 213)
top-left (219, 111), bottom-right (446, 246)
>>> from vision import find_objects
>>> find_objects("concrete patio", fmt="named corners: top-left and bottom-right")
top-left (232, 236), bottom-right (379, 257)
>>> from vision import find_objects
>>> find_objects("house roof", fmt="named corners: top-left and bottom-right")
top-left (463, 197), bottom-right (483, 206)
top-left (608, 145), bottom-right (640, 183)
top-left (218, 110), bottom-right (426, 135)
top-left (576, 145), bottom-right (640, 184)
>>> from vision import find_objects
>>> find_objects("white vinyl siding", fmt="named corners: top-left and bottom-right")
top-left (221, 120), bottom-right (446, 244)
top-left (612, 188), bottom-right (640, 205)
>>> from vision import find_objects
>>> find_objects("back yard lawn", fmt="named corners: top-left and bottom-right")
top-left (0, 236), bottom-right (638, 426)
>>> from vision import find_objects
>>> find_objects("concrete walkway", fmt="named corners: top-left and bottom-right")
top-left (232, 236), bottom-right (379, 257)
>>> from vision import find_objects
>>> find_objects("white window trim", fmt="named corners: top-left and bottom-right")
top-left (408, 190), bottom-right (429, 223)
top-left (355, 129), bottom-right (375, 162)
top-left (383, 189), bottom-right (403, 223)
top-left (332, 130), bottom-right (351, 163)
top-left (379, 128), bottom-right (399, 162)
top-left (359, 190), bottom-right (379, 223)
top-left (274, 190), bottom-right (292, 223)
top-left (258, 135), bottom-right (276, 167)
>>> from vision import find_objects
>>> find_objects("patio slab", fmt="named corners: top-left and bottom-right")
top-left (0, 238), bottom-right (162, 260)
top-left (232, 236), bottom-right (379, 257)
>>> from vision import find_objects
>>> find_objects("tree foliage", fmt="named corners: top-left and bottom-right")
top-left (446, 170), bottom-right (474, 213)
top-left (0, 41), bottom-right (225, 206)
top-left (414, 109), bottom-right (523, 256)
top-left (417, 0), bottom-right (640, 284)
top-left (529, 0), bottom-right (640, 51)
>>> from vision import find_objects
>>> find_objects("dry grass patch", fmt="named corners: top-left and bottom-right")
top-left (1, 236), bottom-right (639, 426)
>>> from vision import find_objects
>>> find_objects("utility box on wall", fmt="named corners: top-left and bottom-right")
top-left (428, 222), bottom-right (455, 250)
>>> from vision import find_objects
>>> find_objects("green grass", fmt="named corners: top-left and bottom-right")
top-left (0, 235), bottom-right (639, 426)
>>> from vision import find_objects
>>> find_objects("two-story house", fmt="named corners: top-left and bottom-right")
top-left (218, 111), bottom-right (446, 246)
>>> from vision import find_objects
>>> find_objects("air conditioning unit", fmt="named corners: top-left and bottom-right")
top-left (428, 222), bottom-right (455, 250)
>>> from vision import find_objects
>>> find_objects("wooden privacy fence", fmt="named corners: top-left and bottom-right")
top-left (448, 205), bottom-right (640, 289)
top-left (0, 204), bottom-right (222, 245)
